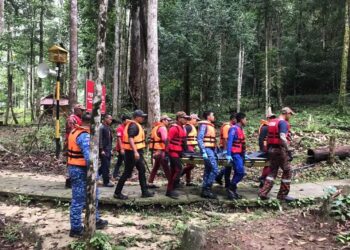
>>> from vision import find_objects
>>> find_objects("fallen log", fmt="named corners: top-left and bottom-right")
top-left (307, 146), bottom-right (350, 163)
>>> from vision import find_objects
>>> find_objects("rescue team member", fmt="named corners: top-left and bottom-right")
top-left (98, 114), bottom-right (114, 187)
top-left (114, 110), bottom-right (154, 200)
top-left (258, 113), bottom-right (276, 187)
top-left (215, 113), bottom-right (236, 187)
top-left (112, 115), bottom-right (130, 180)
top-left (181, 113), bottom-right (200, 186)
top-left (67, 113), bottom-right (108, 237)
top-left (259, 107), bottom-right (295, 202)
top-left (226, 112), bottom-right (247, 200)
top-left (65, 104), bottom-right (86, 188)
top-left (198, 111), bottom-right (218, 199)
top-left (148, 115), bottom-right (172, 187)
top-left (166, 111), bottom-right (189, 199)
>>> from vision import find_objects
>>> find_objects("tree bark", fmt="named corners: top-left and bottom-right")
top-left (112, 0), bottom-right (120, 117)
top-left (85, 0), bottom-right (108, 240)
top-left (36, 0), bottom-right (44, 118)
top-left (338, 0), bottom-right (350, 113)
top-left (146, 0), bottom-right (160, 125)
top-left (0, 0), bottom-right (4, 34)
top-left (264, 0), bottom-right (271, 116)
top-left (183, 59), bottom-right (190, 114)
top-left (237, 42), bottom-right (245, 113)
top-left (69, 0), bottom-right (78, 108)
top-left (276, 13), bottom-right (283, 108)
top-left (30, 8), bottom-right (36, 122)
top-left (216, 34), bottom-right (223, 105)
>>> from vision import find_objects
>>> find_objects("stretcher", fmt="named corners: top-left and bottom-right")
top-left (181, 151), bottom-right (269, 168)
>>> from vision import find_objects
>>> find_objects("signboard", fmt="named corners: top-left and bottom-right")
top-left (85, 80), bottom-right (106, 114)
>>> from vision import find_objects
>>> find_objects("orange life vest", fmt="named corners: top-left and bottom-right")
top-left (67, 126), bottom-right (90, 167)
top-left (122, 121), bottom-right (146, 150)
top-left (267, 118), bottom-right (291, 146)
top-left (168, 124), bottom-right (186, 152)
top-left (186, 124), bottom-right (198, 146)
top-left (149, 122), bottom-right (166, 150)
top-left (198, 121), bottom-right (216, 148)
top-left (259, 120), bottom-right (269, 152)
top-left (219, 122), bottom-right (231, 148)
top-left (231, 125), bottom-right (246, 154)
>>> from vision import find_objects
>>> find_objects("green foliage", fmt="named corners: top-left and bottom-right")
top-left (336, 232), bottom-right (350, 245)
top-left (173, 220), bottom-right (187, 235)
top-left (89, 231), bottom-right (114, 250)
top-left (69, 241), bottom-right (86, 250)
top-left (13, 195), bottom-right (31, 206)
top-left (3, 225), bottom-right (20, 243)
top-left (118, 236), bottom-right (138, 248)
top-left (329, 194), bottom-right (350, 222)
top-left (21, 125), bottom-right (55, 153)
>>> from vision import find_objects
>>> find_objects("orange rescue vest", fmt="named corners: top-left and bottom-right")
top-left (149, 122), bottom-right (166, 150)
top-left (186, 124), bottom-right (198, 146)
top-left (219, 122), bottom-right (231, 148)
top-left (67, 126), bottom-right (90, 167)
top-left (122, 121), bottom-right (146, 150)
top-left (198, 121), bottom-right (216, 148)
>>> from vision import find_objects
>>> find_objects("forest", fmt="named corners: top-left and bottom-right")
top-left (0, 0), bottom-right (350, 249)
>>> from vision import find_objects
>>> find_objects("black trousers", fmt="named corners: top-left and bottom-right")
top-left (113, 152), bottom-right (124, 178)
top-left (99, 154), bottom-right (111, 185)
top-left (114, 150), bottom-right (147, 194)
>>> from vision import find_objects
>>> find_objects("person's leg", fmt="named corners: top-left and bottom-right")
top-left (229, 154), bottom-right (245, 198)
top-left (166, 157), bottom-right (176, 192)
top-left (277, 150), bottom-right (292, 200)
top-left (113, 152), bottom-right (124, 178)
top-left (259, 148), bottom-right (280, 198)
top-left (148, 153), bottom-right (161, 183)
top-left (100, 154), bottom-right (111, 185)
top-left (114, 151), bottom-right (134, 195)
top-left (173, 157), bottom-right (183, 189)
top-left (224, 165), bottom-right (232, 188)
top-left (69, 167), bottom-right (86, 233)
top-left (206, 148), bottom-right (219, 187)
top-left (135, 153), bottom-right (150, 195)
top-left (160, 154), bottom-right (171, 181)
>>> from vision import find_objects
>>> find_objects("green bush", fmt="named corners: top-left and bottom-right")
top-left (21, 125), bottom-right (56, 153)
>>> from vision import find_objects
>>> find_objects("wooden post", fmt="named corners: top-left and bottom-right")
top-left (328, 136), bottom-right (336, 164)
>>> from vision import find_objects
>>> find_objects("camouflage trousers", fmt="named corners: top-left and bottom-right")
top-left (68, 166), bottom-right (100, 231)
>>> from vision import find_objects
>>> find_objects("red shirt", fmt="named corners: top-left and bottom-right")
top-left (115, 124), bottom-right (125, 151)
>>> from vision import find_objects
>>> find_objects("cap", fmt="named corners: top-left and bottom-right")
top-left (160, 114), bottom-right (172, 121)
top-left (190, 114), bottom-right (200, 121)
top-left (176, 111), bottom-right (191, 120)
top-left (74, 104), bottom-right (86, 110)
top-left (133, 109), bottom-right (147, 118)
top-left (281, 107), bottom-right (295, 115)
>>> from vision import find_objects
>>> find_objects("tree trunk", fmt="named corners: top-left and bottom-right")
top-left (237, 42), bottom-right (245, 113)
top-left (30, 9), bottom-right (36, 122)
top-left (183, 59), bottom-right (190, 114)
top-left (112, 0), bottom-right (120, 117)
top-left (5, 44), bottom-right (18, 125)
top-left (264, 0), bottom-right (271, 116)
top-left (129, 1), bottom-right (142, 109)
top-left (216, 35), bottom-right (223, 104)
top-left (0, 0), bottom-right (4, 34)
top-left (85, 0), bottom-right (108, 240)
top-left (338, 0), bottom-right (350, 113)
top-left (147, 0), bottom-right (160, 125)
top-left (36, 0), bottom-right (44, 118)
top-left (276, 13), bottom-right (283, 108)
top-left (69, 0), bottom-right (78, 108)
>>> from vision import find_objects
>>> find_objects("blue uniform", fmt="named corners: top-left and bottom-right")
top-left (68, 132), bottom-right (100, 232)
top-left (198, 124), bottom-right (219, 188)
top-left (226, 126), bottom-right (245, 189)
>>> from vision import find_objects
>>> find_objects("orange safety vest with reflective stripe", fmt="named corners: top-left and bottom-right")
top-left (219, 122), bottom-right (232, 148)
top-left (122, 121), bottom-right (146, 150)
top-left (149, 122), bottom-right (166, 150)
top-left (186, 124), bottom-right (198, 146)
top-left (67, 126), bottom-right (90, 167)
top-left (198, 121), bottom-right (216, 148)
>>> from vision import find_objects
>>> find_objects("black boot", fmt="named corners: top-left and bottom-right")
top-left (141, 190), bottom-right (154, 198)
top-left (166, 190), bottom-right (179, 199)
top-left (200, 187), bottom-right (217, 199)
top-left (228, 185), bottom-right (242, 200)
top-left (258, 177), bottom-right (265, 188)
top-left (113, 192), bottom-right (128, 200)
top-left (96, 219), bottom-right (108, 229)
top-left (69, 227), bottom-right (84, 238)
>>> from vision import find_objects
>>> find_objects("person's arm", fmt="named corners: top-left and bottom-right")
top-left (99, 125), bottom-right (105, 155)
top-left (197, 125), bottom-right (207, 154)
top-left (77, 132), bottom-right (90, 167)
top-left (258, 126), bottom-right (268, 152)
top-left (185, 124), bottom-right (192, 135)
top-left (279, 121), bottom-right (289, 151)
top-left (226, 127), bottom-right (237, 154)
top-left (159, 126), bottom-right (168, 146)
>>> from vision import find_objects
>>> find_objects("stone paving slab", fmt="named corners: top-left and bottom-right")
top-left (0, 171), bottom-right (349, 207)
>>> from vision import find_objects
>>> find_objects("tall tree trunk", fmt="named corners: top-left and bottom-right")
top-left (30, 8), bottom-right (36, 122)
top-left (216, 35), bottom-right (223, 105)
top-left (5, 42), bottom-right (18, 125)
top-left (147, 0), bottom-right (160, 125)
top-left (85, 0), bottom-right (108, 240)
top-left (0, 0), bottom-right (4, 34)
top-left (69, 0), bottom-right (78, 108)
top-left (276, 13), bottom-right (283, 108)
top-left (129, 1), bottom-right (142, 109)
top-left (112, 0), bottom-right (120, 117)
top-left (139, 0), bottom-right (148, 112)
top-left (338, 0), bottom-right (350, 113)
top-left (264, 0), bottom-right (271, 116)
top-left (237, 42), bottom-right (245, 113)
top-left (183, 59), bottom-right (190, 114)
top-left (36, 0), bottom-right (44, 118)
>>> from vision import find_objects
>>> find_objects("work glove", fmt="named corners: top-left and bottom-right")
top-left (287, 150), bottom-right (293, 162)
top-left (202, 152), bottom-right (208, 160)
top-left (221, 150), bottom-right (227, 156)
top-left (226, 155), bottom-right (233, 164)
